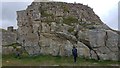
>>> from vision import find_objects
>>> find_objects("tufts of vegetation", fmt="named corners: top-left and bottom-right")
top-left (41, 10), bottom-right (53, 17)
top-left (39, 7), bottom-right (53, 17)
top-left (63, 5), bottom-right (69, 12)
top-left (41, 11), bottom-right (53, 17)
top-left (4, 43), bottom-right (21, 47)
top-left (68, 27), bottom-right (74, 33)
top-left (63, 16), bottom-right (78, 25)
top-left (42, 17), bottom-right (55, 23)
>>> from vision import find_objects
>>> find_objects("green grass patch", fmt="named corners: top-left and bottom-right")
top-left (63, 16), bottom-right (78, 25)
top-left (62, 5), bottom-right (69, 12)
top-left (2, 54), bottom-right (120, 66)
top-left (68, 27), bottom-right (74, 33)
top-left (39, 8), bottom-right (53, 17)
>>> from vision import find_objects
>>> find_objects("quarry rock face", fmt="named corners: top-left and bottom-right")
top-left (16, 2), bottom-right (120, 61)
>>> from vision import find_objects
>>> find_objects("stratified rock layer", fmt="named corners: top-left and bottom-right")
top-left (16, 2), bottom-right (119, 61)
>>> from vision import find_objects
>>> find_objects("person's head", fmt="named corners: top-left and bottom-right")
top-left (73, 46), bottom-right (76, 48)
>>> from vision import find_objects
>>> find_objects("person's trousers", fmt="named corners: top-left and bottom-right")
top-left (73, 56), bottom-right (77, 63)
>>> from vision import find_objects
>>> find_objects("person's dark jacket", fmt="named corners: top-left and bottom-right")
top-left (72, 48), bottom-right (77, 57)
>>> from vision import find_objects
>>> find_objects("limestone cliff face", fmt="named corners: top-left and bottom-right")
top-left (17, 2), bottom-right (119, 61)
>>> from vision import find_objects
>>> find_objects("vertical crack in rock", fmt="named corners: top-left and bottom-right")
top-left (57, 45), bottom-right (61, 56)
top-left (37, 26), bottom-right (41, 54)
top-left (74, 29), bottom-right (100, 60)
top-left (22, 39), bottom-right (26, 53)
top-left (74, 28), bottom-right (80, 44)
top-left (104, 31), bottom-right (114, 52)
top-left (89, 50), bottom-right (92, 58)
top-left (78, 39), bottom-right (100, 60)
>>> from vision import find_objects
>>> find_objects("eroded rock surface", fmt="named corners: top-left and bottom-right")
top-left (16, 2), bottom-right (120, 61)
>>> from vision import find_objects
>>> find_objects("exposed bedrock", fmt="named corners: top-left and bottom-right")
top-left (16, 2), bottom-right (119, 61)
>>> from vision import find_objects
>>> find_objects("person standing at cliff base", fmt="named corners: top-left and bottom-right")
top-left (72, 46), bottom-right (78, 63)
top-left (15, 48), bottom-right (21, 59)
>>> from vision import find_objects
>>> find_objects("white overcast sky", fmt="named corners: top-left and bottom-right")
top-left (0, 0), bottom-right (120, 30)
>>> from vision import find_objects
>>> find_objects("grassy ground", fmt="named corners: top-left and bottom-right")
top-left (2, 54), bottom-right (120, 66)
top-left (0, 55), bottom-right (2, 67)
